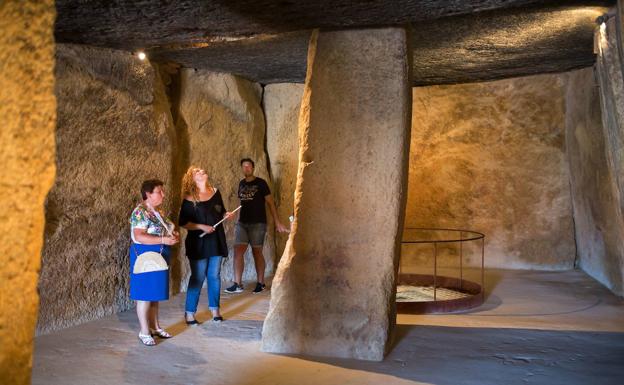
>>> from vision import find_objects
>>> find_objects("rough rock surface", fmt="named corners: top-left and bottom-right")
top-left (175, 69), bottom-right (275, 284)
top-left (54, 2), bottom-right (611, 86)
top-left (596, 17), bottom-right (624, 222)
top-left (410, 5), bottom-right (606, 86)
top-left (587, 14), bottom-right (624, 295)
top-left (264, 83), bottom-right (304, 257)
top-left (564, 67), bottom-right (624, 297)
top-left (406, 74), bottom-right (576, 270)
top-left (38, 44), bottom-right (179, 334)
top-left (54, 0), bottom-right (557, 49)
top-left (0, 1), bottom-right (56, 383)
top-left (262, 28), bottom-right (411, 361)
top-left (148, 4), bottom-right (608, 86)
top-left (620, 1), bottom-right (624, 54)
top-left (151, 31), bottom-right (311, 85)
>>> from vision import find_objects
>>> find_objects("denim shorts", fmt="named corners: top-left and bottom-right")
top-left (234, 222), bottom-right (267, 247)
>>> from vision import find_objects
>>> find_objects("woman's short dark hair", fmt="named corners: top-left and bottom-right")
top-left (141, 179), bottom-right (164, 200)
top-left (240, 158), bottom-right (255, 168)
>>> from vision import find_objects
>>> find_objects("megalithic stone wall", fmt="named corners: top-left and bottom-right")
top-left (264, 83), bottom-right (305, 258)
top-left (565, 66), bottom-right (624, 298)
top-left (38, 53), bottom-right (279, 336)
top-left (38, 44), bottom-right (179, 334)
top-left (618, 1), bottom-right (624, 65)
top-left (0, 1), bottom-right (56, 383)
top-left (587, 8), bottom-right (624, 295)
top-left (262, 27), bottom-right (411, 361)
top-left (405, 74), bottom-right (575, 271)
top-left (596, 13), bottom-right (624, 218)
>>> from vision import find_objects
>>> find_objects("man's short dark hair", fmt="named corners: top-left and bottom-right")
top-left (240, 158), bottom-right (255, 168)
top-left (141, 179), bottom-right (164, 200)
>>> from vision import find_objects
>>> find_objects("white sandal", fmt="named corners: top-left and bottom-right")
top-left (138, 333), bottom-right (156, 346)
top-left (150, 328), bottom-right (172, 338)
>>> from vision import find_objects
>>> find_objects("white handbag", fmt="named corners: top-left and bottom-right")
top-left (133, 250), bottom-right (168, 274)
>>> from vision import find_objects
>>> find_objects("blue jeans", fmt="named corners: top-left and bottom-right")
top-left (185, 256), bottom-right (222, 312)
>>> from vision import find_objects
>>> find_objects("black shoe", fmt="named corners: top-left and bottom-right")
top-left (185, 311), bottom-right (200, 325)
top-left (252, 282), bottom-right (266, 294)
top-left (224, 283), bottom-right (244, 293)
top-left (213, 316), bottom-right (223, 323)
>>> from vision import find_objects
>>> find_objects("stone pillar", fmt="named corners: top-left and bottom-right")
top-left (262, 28), bottom-right (411, 361)
top-left (0, 1), bottom-right (56, 383)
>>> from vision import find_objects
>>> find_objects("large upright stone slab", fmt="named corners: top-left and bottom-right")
top-left (262, 28), bottom-right (411, 361)
top-left (596, 16), bottom-right (624, 213)
top-left (0, 1), bottom-right (56, 383)
top-left (589, 11), bottom-right (624, 296)
top-left (565, 67), bottom-right (624, 297)
top-left (38, 44), bottom-right (178, 334)
top-left (618, 1), bottom-right (624, 62)
top-left (175, 70), bottom-right (275, 283)
top-left (406, 74), bottom-right (575, 270)
top-left (264, 83), bottom-right (304, 257)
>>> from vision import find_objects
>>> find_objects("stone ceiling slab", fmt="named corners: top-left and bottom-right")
top-left (54, 1), bottom-right (615, 85)
top-left (56, 0), bottom-right (564, 49)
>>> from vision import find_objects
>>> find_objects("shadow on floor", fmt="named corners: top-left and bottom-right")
top-left (279, 325), bottom-right (624, 385)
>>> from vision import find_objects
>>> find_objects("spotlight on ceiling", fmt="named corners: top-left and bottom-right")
top-left (137, 51), bottom-right (147, 61)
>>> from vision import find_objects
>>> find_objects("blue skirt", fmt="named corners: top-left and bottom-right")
top-left (129, 242), bottom-right (171, 301)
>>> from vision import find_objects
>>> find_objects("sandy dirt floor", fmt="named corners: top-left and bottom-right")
top-left (32, 269), bottom-right (624, 385)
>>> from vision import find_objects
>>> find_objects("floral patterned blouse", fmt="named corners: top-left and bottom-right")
top-left (129, 203), bottom-right (174, 244)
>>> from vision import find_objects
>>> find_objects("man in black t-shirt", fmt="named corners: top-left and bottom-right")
top-left (225, 158), bottom-right (288, 294)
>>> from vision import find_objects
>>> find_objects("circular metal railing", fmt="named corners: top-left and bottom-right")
top-left (397, 227), bottom-right (485, 314)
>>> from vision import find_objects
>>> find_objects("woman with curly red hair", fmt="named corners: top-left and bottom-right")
top-left (179, 166), bottom-right (234, 325)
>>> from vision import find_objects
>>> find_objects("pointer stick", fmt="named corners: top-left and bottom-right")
top-left (199, 205), bottom-right (241, 238)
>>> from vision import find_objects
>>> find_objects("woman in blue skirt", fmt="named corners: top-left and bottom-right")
top-left (129, 179), bottom-right (179, 346)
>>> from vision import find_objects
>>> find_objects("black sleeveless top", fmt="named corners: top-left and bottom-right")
top-left (178, 190), bottom-right (228, 259)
